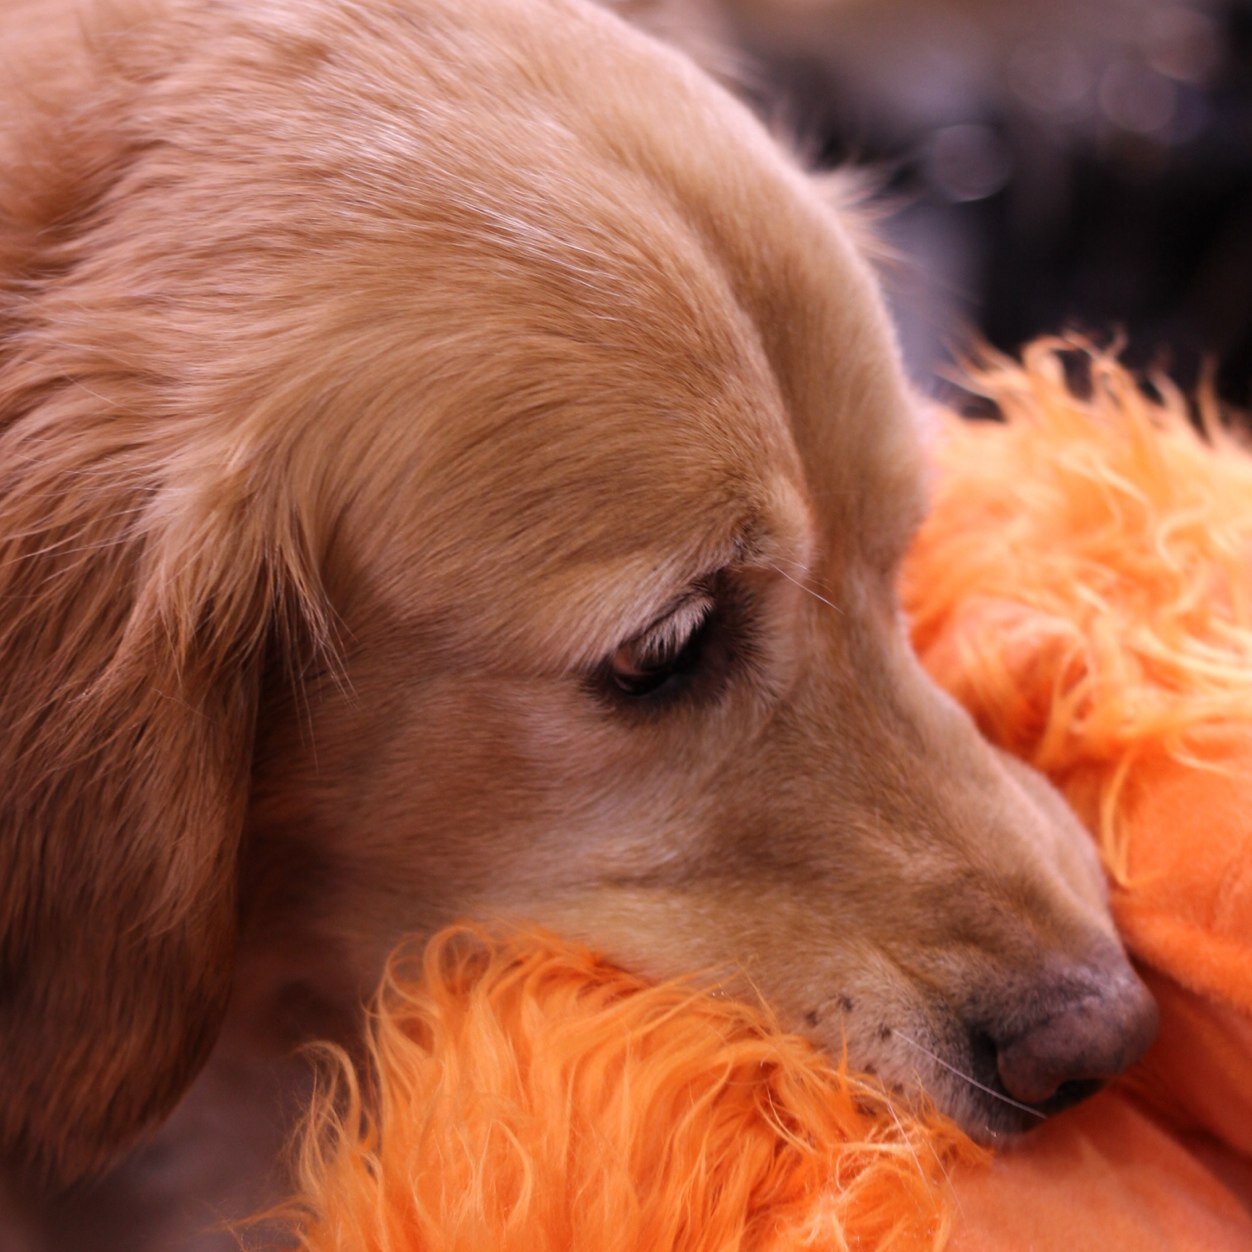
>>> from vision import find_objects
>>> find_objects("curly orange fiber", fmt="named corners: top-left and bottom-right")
top-left (281, 928), bottom-right (979, 1252)
top-left (905, 343), bottom-right (1252, 884)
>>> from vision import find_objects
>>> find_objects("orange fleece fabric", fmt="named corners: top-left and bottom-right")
top-left (277, 348), bottom-right (1252, 1250)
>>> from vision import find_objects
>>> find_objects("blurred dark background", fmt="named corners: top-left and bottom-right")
top-left (689, 0), bottom-right (1252, 405)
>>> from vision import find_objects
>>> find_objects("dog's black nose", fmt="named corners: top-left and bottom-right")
top-left (993, 969), bottom-right (1158, 1108)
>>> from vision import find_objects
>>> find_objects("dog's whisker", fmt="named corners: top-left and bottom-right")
top-left (765, 554), bottom-right (844, 600)
top-left (767, 562), bottom-right (844, 616)
top-left (890, 1028), bottom-right (1047, 1120)
top-left (885, 1101), bottom-right (928, 1182)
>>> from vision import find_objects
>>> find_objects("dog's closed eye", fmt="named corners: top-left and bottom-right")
top-left (594, 569), bottom-right (764, 712)
top-left (606, 587), bottom-right (717, 700)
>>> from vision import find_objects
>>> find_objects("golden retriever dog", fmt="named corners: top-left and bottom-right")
top-left (0, 0), bottom-right (1155, 1245)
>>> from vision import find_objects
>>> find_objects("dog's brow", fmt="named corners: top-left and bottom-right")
top-left (619, 562), bottom-right (726, 641)
top-left (593, 524), bottom-right (762, 653)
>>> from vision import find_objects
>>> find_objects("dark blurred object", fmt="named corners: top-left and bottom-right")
top-left (725, 0), bottom-right (1252, 406)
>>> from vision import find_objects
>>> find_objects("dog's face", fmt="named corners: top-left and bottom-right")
top-left (0, 0), bottom-right (1153, 1183)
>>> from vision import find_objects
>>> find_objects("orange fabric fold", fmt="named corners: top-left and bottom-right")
top-left (948, 1092), bottom-right (1252, 1252)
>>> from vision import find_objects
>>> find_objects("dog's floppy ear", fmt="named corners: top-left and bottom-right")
top-left (0, 406), bottom-right (322, 1184)
top-left (0, 463), bottom-right (284, 1184)
top-left (0, 29), bottom-right (327, 1182)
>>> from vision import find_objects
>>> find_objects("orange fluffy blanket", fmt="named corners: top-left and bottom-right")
top-left (276, 348), bottom-right (1252, 1251)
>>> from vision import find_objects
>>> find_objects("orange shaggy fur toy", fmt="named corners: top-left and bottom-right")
top-left (277, 349), bottom-right (1252, 1251)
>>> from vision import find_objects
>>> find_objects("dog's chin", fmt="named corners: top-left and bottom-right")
top-left (834, 1021), bottom-right (1108, 1145)
top-left (955, 1082), bottom-right (1102, 1144)
top-left (924, 1046), bottom-right (1105, 1145)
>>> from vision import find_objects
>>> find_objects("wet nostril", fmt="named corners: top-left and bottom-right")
top-left (1044, 1078), bottom-right (1104, 1114)
top-left (993, 975), bottom-right (1158, 1108)
top-left (963, 1024), bottom-right (1106, 1116)
top-left (967, 1027), bottom-right (998, 1074)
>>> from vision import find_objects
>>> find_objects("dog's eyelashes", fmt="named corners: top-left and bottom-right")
top-left (590, 573), bottom-right (758, 712)
top-left (607, 593), bottom-right (715, 700)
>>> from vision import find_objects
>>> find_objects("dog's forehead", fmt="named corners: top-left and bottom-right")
top-left (302, 56), bottom-right (826, 633)
top-left (343, 286), bottom-right (813, 653)
top-left (124, 0), bottom-right (918, 571)
top-left (167, 0), bottom-right (919, 640)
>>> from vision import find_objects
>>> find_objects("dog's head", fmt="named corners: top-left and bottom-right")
top-left (0, 0), bottom-right (1153, 1182)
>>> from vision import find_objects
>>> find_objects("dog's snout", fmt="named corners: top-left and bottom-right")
top-left (992, 969), bottom-right (1159, 1109)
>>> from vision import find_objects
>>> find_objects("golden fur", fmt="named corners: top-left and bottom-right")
top-left (0, 0), bottom-right (1153, 1244)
